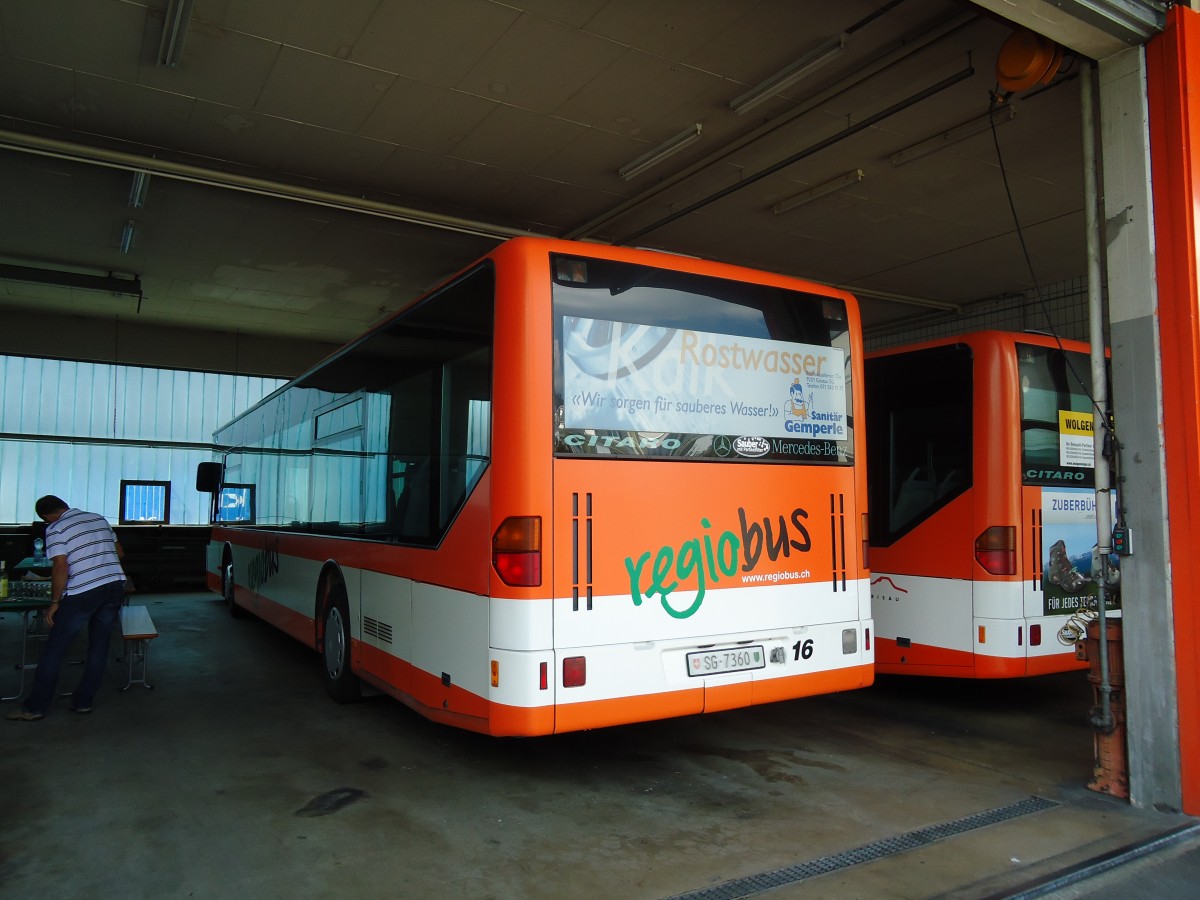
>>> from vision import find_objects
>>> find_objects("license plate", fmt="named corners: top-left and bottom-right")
top-left (686, 646), bottom-right (766, 677)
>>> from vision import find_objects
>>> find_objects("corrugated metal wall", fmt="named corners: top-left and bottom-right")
top-left (0, 355), bottom-right (283, 525)
top-left (865, 276), bottom-right (1092, 351)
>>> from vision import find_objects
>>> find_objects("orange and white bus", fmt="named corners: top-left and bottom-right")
top-left (198, 237), bottom-right (872, 735)
top-left (865, 330), bottom-right (1120, 678)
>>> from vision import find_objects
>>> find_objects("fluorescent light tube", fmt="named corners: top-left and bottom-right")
top-left (773, 168), bottom-right (864, 215)
top-left (890, 106), bottom-right (1017, 167)
top-left (730, 34), bottom-right (847, 116)
top-left (128, 171), bottom-right (150, 208)
top-left (618, 124), bottom-right (703, 181)
top-left (0, 261), bottom-right (142, 297)
top-left (158, 0), bottom-right (196, 67)
top-left (120, 220), bottom-right (136, 254)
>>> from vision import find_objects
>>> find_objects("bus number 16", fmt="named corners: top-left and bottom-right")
top-left (792, 639), bottom-right (814, 661)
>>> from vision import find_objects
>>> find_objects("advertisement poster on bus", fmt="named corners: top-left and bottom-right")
top-left (561, 317), bottom-right (846, 441)
top-left (1058, 410), bottom-right (1095, 468)
top-left (1041, 486), bottom-right (1120, 616)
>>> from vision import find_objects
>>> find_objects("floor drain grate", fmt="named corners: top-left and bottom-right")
top-left (668, 795), bottom-right (1060, 900)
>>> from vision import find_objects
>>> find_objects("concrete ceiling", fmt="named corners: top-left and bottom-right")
top-left (0, 0), bottom-right (1165, 366)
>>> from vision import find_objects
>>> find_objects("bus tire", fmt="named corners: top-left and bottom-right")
top-left (223, 550), bottom-right (247, 619)
top-left (322, 584), bottom-right (361, 703)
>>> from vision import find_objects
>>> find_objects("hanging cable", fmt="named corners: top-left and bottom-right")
top-left (1057, 605), bottom-right (1097, 646)
top-left (985, 87), bottom-right (1115, 445)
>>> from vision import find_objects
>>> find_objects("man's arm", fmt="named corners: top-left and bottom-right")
top-left (46, 554), bottom-right (68, 627)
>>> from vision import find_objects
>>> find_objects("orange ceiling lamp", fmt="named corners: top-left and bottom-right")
top-left (996, 28), bottom-right (1064, 93)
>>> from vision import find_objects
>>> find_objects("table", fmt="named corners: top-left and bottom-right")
top-left (0, 595), bottom-right (52, 702)
top-left (12, 556), bottom-right (53, 579)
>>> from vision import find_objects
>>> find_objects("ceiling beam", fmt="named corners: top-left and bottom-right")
top-left (971, 0), bottom-right (1167, 59)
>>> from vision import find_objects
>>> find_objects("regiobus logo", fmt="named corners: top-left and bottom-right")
top-left (623, 505), bottom-right (813, 619)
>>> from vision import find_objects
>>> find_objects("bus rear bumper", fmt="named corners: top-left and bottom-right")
top-left (874, 617), bottom-right (1092, 678)
top-left (549, 620), bottom-right (874, 732)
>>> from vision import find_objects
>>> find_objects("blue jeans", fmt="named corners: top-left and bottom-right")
top-left (24, 580), bottom-right (126, 715)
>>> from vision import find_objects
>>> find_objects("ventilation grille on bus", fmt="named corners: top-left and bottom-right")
top-left (571, 491), bottom-right (594, 612)
top-left (363, 616), bottom-right (393, 644)
top-left (829, 493), bottom-right (847, 592)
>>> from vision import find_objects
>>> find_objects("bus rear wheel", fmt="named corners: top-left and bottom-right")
top-left (322, 584), bottom-right (361, 703)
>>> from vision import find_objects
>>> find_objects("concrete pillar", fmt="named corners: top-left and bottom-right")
top-left (1099, 3), bottom-right (1200, 814)
top-left (1097, 47), bottom-right (1181, 812)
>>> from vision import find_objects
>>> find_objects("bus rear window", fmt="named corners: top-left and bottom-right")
top-left (1019, 344), bottom-right (1096, 486)
top-left (551, 254), bottom-right (853, 464)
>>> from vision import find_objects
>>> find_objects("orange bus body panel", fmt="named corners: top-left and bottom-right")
top-left (874, 638), bottom-right (974, 673)
top-left (487, 240), bottom-right (554, 606)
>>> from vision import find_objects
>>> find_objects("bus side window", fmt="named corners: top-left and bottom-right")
top-left (891, 466), bottom-right (937, 532)
top-left (393, 458), bottom-right (432, 538)
top-left (867, 343), bottom-right (973, 546)
top-left (937, 468), bottom-right (965, 498)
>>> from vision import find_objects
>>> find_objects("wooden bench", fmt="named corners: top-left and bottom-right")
top-left (119, 605), bottom-right (158, 691)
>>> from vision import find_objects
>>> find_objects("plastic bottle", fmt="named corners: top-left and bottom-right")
top-left (0, 560), bottom-right (9, 600)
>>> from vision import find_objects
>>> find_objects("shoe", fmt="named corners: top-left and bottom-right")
top-left (1047, 539), bottom-right (1088, 594)
top-left (5, 709), bottom-right (44, 721)
top-left (72, 706), bottom-right (93, 714)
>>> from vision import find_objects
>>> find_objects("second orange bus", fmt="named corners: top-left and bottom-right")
top-left (865, 330), bottom-right (1120, 678)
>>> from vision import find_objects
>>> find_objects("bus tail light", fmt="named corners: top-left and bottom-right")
top-left (864, 628), bottom-right (871, 651)
top-left (861, 513), bottom-right (869, 568)
top-left (1030, 624), bottom-right (1042, 646)
top-left (974, 526), bottom-right (1016, 575)
top-left (539, 661), bottom-right (548, 690)
top-left (493, 516), bottom-right (542, 586)
top-left (491, 659), bottom-right (500, 687)
top-left (563, 656), bottom-right (586, 687)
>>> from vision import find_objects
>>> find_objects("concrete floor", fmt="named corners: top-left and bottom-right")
top-left (2, 591), bottom-right (1196, 899)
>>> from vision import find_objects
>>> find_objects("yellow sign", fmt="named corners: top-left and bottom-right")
top-left (1059, 411), bottom-right (1094, 436)
top-left (1058, 410), bottom-right (1095, 468)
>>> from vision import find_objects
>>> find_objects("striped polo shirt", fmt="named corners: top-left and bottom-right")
top-left (44, 508), bottom-right (126, 596)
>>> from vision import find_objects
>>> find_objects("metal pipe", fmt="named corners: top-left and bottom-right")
top-left (0, 129), bottom-right (531, 242)
top-left (616, 64), bottom-right (976, 246)
top-left (1081, 59), bottom-right (1115, 733)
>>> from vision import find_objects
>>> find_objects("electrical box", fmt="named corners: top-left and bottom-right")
top-left (1112, 526), bottom-right (1133, 557)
